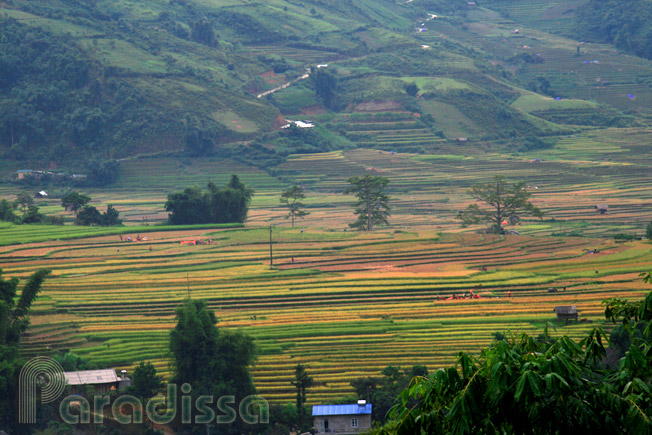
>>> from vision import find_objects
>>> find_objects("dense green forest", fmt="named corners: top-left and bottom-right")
top-left (576, 0), bottom-right (652, 59)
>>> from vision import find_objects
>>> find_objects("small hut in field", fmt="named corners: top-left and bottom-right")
top-left (554, 306), bottom-right (579, 325)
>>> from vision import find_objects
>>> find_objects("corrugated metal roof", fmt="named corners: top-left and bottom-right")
top-left (312, 404), bottom-right (372, 416)
top-left (64, 369), bottom-right (119, 385)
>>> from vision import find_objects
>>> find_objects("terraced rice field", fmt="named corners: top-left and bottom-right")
top-left (3, 224), bottom-right (651, 404)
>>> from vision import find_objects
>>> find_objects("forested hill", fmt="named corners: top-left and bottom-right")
top-left (2, 0), bottom-right (652, 172)
top-left (0, 0), bottom-right (461, 165)
top-left (576, 0), bottom-right (652, 60)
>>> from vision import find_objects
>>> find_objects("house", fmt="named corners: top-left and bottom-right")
top-left (456, 137), bottom-right (468, 142)
top-left (35, 191), bottom-right (48, 198)
top-left (595, 204), bottom-right (609, 215)
top-left (313, 401), bottom-right (372, 434)
top-left (281, 120), bottom-right (315, 129)
top-left (16, 170), bottom-right (33, 180)
top-left (553, 306), bottom-right (579, 325)
top-left (64, 369), bottom-right (130, 394)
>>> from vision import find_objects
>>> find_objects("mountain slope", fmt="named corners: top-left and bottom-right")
top-left (1, 0), bottom-right (652, 173)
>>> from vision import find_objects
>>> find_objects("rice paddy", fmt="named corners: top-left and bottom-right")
top-left (3, 219), bottom-right (651, 404)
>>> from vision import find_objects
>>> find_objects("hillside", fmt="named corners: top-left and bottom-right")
top-left (3, 0), bottom-right (652, 175)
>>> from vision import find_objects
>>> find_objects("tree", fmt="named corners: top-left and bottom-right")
top-left (312, 67), bottom-right (338, 109)
top-left (14, 192), bottom-right (33, 213)
top-left (21, 204), bottom-right (44, 224)
top-left (87, 159), bottom-right (120, 186)
top-left (345, 175), bottom-right (391, 231)
top-left (646, 220), bottom-right (652, 240)
top-left (128, 361), bottom-right (164, 401)
top-left (280, 185), bottom-right (309, 228)
top-left (376, 282), bottom-right (652, 435)
top-left (457, 176), bottom-right (543, 234)
top-left (165, 176), bottom-right (253, 225)
top-left (0, 269), bottom-right (50, 431)
top-left (61, 191), bottom-right (91, 218)
top-left (404, 82), bottom-right (419, 97)
top-left (76, 205), bottom-right (102, 226)
top-left (0, 199), bottom-right (16, 222)
top-left (169, 299), bottom-right (256, 432)
top-left (101, 205), bottom-right (122, 226)
top-left (291, 364), bottom-right (314, 429)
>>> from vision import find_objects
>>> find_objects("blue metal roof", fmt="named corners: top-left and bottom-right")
top-left (312, 404), bottom-right (372, 416)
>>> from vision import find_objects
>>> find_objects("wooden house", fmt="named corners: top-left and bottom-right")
top-left (553, 306), bottom-right (579, 325)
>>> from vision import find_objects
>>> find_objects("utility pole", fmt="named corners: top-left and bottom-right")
top-left (269, 225), bottom-right (274, 269)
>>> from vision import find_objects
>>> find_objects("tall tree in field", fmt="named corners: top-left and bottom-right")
top-left (457, 176), bottom-right (542, 234)
top-left (280, 185), bottom-right (309, 228)
top-left (169, 299), bottom-right (256, 433)
top-left (61, 191), bottom-right (91, 219)
top-left (291, 364), bottom-right (314, 428)
top-left (345, 175), bottom-right (391, 231)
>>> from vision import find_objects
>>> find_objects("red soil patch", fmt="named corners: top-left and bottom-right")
top-left (271, 113), bottom-right (288, 130)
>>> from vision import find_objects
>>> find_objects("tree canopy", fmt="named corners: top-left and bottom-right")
top-left (291, 364), bottom-right (314, 430)
top-left (280, 185), bottom-right (309, 228)
top-left (128, 361), bottom-right (165, 401)
top-left (169, 298), bottom-right (256, 432)
top-left (61, 191), bottom-right (91, 218)
top-left (0, 269), bottom-right (50, 431)
top-left (165, 175), bottom-right (253, 225)
top-left (457, 176), bottom-right (543, 234)
top-left (345, 175), bottom-right (391, 231)
top-left (76, 204), bottom-right (122, 226)
top-left (376, 280), bottom-right (652, 435)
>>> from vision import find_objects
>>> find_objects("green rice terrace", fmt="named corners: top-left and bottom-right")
top-left (3, 0), bottom-right (652, 410)
top-left (3, 134), bottom-right (652, 404)
top-left (1, 225), bottom-right (651, 403)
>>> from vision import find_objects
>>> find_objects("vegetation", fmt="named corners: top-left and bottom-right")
top-left (291, 364), bottom-right (314, 431)
top-left (60, 191), bottom-right (90, 219)
top-left (0, 269), bottom-right (50, 432)
top-left (76, 204), bottom-right (122, 227)
top-left (165, 175), bottom-right (253, 225)
top-left (128, 361), bottom-right (165, 401)
top-left (377, 285), bottom-right (652, 434)
top-left (457, 176), bottom-right (543, 234)
top-left (345, 175), bottom-right (391, 231)
top-left (169, 298), bottom-right (256, 433)
top-left (577, 0), bottom-right (652, 59)
top-left (351, 365), bottom-right (428, 424)
top-left (280, 185), bottom-right (309, 228)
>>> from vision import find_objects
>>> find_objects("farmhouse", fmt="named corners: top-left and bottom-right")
top-left (553, 306), bottom-right (579, 325)
top-left (595, 204), bottom-right (609, 214)
top-left (34, 191), bottom-right (48, 198)
top-left (16, 169), bottom-right (33, 179)
top-left (313, 401), bottom-right (372, 434)
top-left (64, 369), bottom-right (130, 394)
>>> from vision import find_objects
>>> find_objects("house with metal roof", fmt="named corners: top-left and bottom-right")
top-left (64, 369), bottom-right (130, 393)
top-left (312, 401), bottom-right (372, 434)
